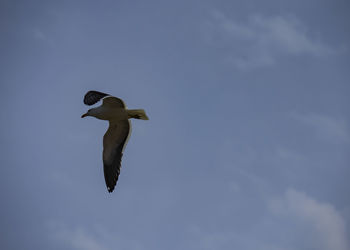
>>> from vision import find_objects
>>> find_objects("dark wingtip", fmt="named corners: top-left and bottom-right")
top-left (104, 163), bottom-right (119, 194)
top-left (83, 90), bottom-right (109, 106)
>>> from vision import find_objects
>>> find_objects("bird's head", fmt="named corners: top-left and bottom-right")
top-left (81, 109), bottom-right (93, 118)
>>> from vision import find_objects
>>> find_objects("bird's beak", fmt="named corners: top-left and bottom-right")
top-left (81, 113), bottom-right (88, 118)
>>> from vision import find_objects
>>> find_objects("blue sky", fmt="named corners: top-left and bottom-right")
top-left (1, 0), bottom-right (349, 249)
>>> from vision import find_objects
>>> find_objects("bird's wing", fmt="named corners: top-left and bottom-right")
top-left (102, 96), bottom-right (126, 108)
top-left (84, 90), bottom-right (126, 108)
top-left (103, 119), bottom-right (131, 192)
top-left (83, 90), bottom-right (109, 105)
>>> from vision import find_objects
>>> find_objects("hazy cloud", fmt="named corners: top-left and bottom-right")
top-left (48, 222), bottom-right (110, 250)
top-left (292, 113), bottom-right (350, 143)
top-left (269, 188), bottom-right (349, 250)
top-left (32, 28), bottom-right (54, 46)
top-left (47, 221), bottom-right (146, 250)
top-left (33, 29), bottom-right (47, 40)
top-left (205, 10), bottom-right (334, 69)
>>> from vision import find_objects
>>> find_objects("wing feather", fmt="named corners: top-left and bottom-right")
top-left (84, 90), bottom-right (126, 108)
top-left (102, 96), bottom-right (126, 108)
top-left (83, 90), bottom-right (109, 106)
top-left (102, 120), bottom-right (130, 192)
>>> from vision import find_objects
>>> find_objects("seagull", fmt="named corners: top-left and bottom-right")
top-left (81, 90), bottom-right (149, 193)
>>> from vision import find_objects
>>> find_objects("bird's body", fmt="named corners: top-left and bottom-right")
top-left (88, 104), bottom-right (128, 121)
top-left (82, 91), bottom-right (148, 193)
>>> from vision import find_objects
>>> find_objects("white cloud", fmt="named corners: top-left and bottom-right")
top-left (63, 228), bottom-right (108, 250)
top-left (33, 29), bottom-right (47, 41)
top-left (47, 221), bottom-right (145, 250)
top-left (228, 180), bottom-right (240, 193)
top-left (251, 15), bottom-right (331, 56)
top-left (48, 222), bottom-right (110, 250)
top-left (186, 223), bottom-right (296, 250)
top-left (32, 28), bottom-right (54, 46)
top-left (205, 11), bottom-right (334, 69)
top-left (269, 188), bottom-right (349, 250)
top-left (292, 113), bottom-right (350, 143)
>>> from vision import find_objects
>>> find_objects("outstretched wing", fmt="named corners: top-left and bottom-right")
top-left (83, 90), bottom-right (109, 106)
top-left (102, 120), bottom-right (131, 192)
top-left (102, 96), bottom-right (126, 108)
top-left (84, 90), bottom-right (126, 108)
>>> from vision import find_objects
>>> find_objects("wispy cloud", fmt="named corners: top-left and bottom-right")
top-left (187, 223), bottom-right (296, 250)
top-left (47, 221), bottom-right (145, 250)
top-left (291, 112), bottom-right (350, 143)
top-left (205, 10), bottom-right (334, 69)
top-left (33, 29), bottom-right (47, 40)
top-left (32, 28), bottom-right (54, 46)
top-left (48, 222), bottom-right (110, 250)
top-left (269, 188), bottom-right (349, 250)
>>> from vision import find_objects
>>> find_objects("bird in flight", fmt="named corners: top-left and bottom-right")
top-left (81, 90), bottom-right (149, 193)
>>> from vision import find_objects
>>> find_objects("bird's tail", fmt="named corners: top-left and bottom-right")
top-left (127, 109), bottom-right (149, 120)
